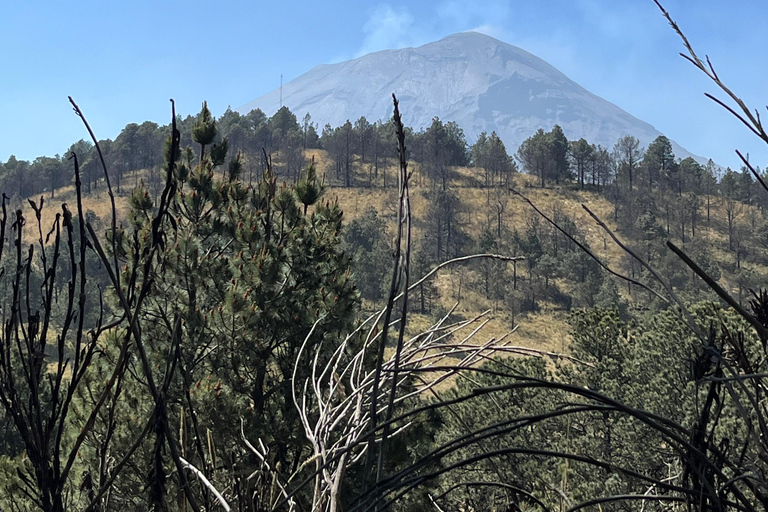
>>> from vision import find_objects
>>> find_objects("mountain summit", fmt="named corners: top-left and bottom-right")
top-left (238, 32), bottom-right (699, 160)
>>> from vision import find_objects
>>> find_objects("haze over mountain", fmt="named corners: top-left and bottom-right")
top-left (238, 32), bottom-right (704, 162)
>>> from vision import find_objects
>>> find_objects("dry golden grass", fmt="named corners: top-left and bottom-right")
top-left (307, 150), bottom-right (637, 355)
top-left (313, 151), bottom-right (631, 354)
top-left (16, 181), bottom-right (130, 247)
top-left (23, 148), bottom-right (764, 360)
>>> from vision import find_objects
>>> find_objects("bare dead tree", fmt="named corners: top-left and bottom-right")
top-left (0, 149), bottom-right (131, 511)
top-left (290, 301), bottom-right (536, 512)
top-left (71, 97), bottom-right (207, 512)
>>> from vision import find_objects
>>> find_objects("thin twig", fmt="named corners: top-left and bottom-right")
top-left (180, 457), bottom-right (231, 512)
top-left (666, 241), bottom-right (768, 341)
top-left (511, 188), bottom-right (665, 302)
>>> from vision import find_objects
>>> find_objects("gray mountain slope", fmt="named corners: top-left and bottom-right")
top-left (238, 32), bottom-right (704, 162)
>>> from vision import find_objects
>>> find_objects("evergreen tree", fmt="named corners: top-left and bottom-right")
top-left (343, 206), bottom-right (390, 303)
top-left (517, 128), bottom-right (550, 187)
top-left (472, 131), bottom-right (515, 187)
top-left (613, 135), bottom-right (642, 192)
top-left (570, 137), bottom-right (594, 189)
top-left (105, 103), bottom-right (360, 508)
top-left (548, 124), bottom-right (571, 184)
top-left (643, 135), bottom-right (676, 195)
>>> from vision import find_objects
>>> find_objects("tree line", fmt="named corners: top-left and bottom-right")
top-left (0, 105), bottom-right (514, 197)
top-left (5, 101), bottom-right (766, 319)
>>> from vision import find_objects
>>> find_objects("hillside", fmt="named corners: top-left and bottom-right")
top-left (20, 156), bottom-right (569, 353)
top-left (27, 146), bottom-right (767, 358)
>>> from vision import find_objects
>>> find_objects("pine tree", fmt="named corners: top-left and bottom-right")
top-left (108, 102), bottom-right (359, 508)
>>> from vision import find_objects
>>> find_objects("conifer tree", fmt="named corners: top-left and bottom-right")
top-left (108, 102), bottom-right (359, 508)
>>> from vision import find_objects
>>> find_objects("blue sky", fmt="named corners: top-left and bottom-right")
top-left (2, 0), bottom-right (768, 170)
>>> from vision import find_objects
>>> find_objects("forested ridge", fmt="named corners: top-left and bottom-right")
top-left (4, 97), bottom-right (764, 315)
top-left (2, 5), bottom-right (768, 512)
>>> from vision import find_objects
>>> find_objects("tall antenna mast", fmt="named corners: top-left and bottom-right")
top-left (280, 73), bottom-right (283, 107)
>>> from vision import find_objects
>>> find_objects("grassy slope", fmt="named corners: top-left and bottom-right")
top-left (315, 150), bottom-right (639, 354)
top-left (21, 148), bottom-right (766, 356)
top-left (313, 148), bottom-right (768, 354)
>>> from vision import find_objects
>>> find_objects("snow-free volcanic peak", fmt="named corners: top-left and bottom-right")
top-left (237, 31), bottom-right (702, 161)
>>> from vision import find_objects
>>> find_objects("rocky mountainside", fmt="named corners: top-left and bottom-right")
top-left (238, 32), bottom-right (702, 161)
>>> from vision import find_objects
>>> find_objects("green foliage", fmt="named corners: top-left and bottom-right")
top-left (86, 102), bottom-right (360, 510)
top-left (5, 86), bottom-right (768, 511)
top-left (570, 137), bottom-right (594, 189)
top-left (433, 303), bottom-right (761, 511)
top-left (593, 277), bottom-right (625, 314)
top-left (643, 135), bottom-right (676, 192)
top-left (471, 130), bottom-right (516, 187)
top-left (269, 106), bottom-right (300, 137)
top-left (411, 117), bottom-right (469, 188)
top-left (3, 97), bottom-right (765, 326)
top-left (434, 356), bottom-right (562, 511)
top-left (613, 134), bottom-right (642, 190)
top-left (517, 128), bottom-right (550, 187)
top-left (343, 206), bottom-right (390, 303)
top-left (295, 160), bottom-right (323, 211)
top-left (411, 245), bottom-right (440, 315)
top-left (192, 101), bottom-right (217, 149)
top-left (517, 124), bottom-right (572, 187)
